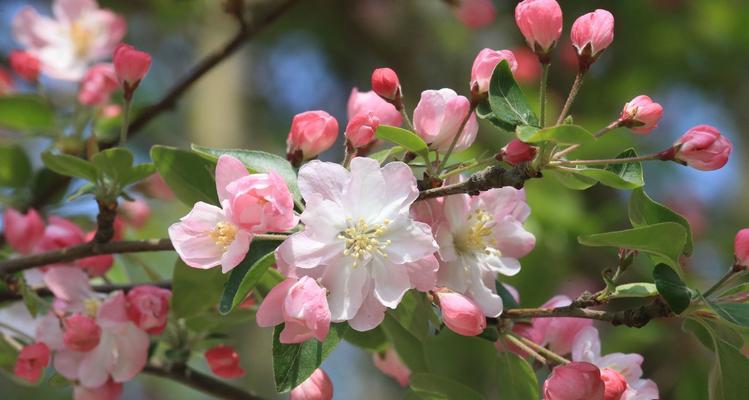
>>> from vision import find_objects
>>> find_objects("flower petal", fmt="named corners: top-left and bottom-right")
top-left (322, 260), bottom-right (369, 321)
top-left (215, 155), bottom-right (249, 205)
top-left (298, 160), bottom-right (350, 204)
top-left (256, 279), bottom-right (295, 327)
top-left (349, 289), bottom-right (386, 332)
top-left (220, 230), bottom-right (252, 273)
top-left (341, 157), bottom-right (387, 222)
top-left (372, 257), bottom-right (411, 309)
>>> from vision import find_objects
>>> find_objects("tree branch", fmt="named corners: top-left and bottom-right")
top-left (143, 364), bottom-right (264, 400)
top-left (418, 162), bottom-right (538, 200)
top-left (0, 281), bottom-right (172, 302)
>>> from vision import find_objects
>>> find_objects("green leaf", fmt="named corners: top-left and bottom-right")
top-left (219, 240), bottom-right (280, 314)
top-left (423, 330), bottom-right (498, 396)
top-left (273, 323), bottom-right (348, 392)
top-left (381, 313), bottom-right (428, 373)
top-left (390, 291), bottom-right (431, 341)
top-left (0, 95), bottom-right (55, 133)
top-left (19, 277), bottom-right (47, 318)
top-left (578, 222), bottom-right (686, 269)
top-left (122, 163), bottom-right (156, 186)
top-left (547, 169), bottom-right (597, 190)
top-left (568, 149), bottom-right (644, 190)
top-left (496, 352), bottom-right (539, 400)
top-left (653, 264), bottom-right (691, 314)
top-left (150, 145), bottom-right (219, 206)
top-left (488, 60), bottom-right (538, 129)
top-left (191, 145), bottom-right (301, 203)
top-left (709, 303), bottom-right (749, 328)
top-left (0, 335), bottom-right (18, 373)
top-left (410, 373), bottom-right (485, 400)
top-left (41, 151), bottom-right (98, 182)
top-left (609, 282), bottom-right (659, 299)
top-left (516, 124), bottom-right (595, 145)
top-left (91, 148), bottom-right (134, 183)
top-left (375, 125), bottom-right (429, 158)
top-left (369, 145), bottom-right (404, 164)
top-left (496, 280), bottom-right (519, 309)
top-left (629, 188), bottom-right (693, 256)
top-left (344, 327), bottom-right (389, 352)
top-left (66, 182), bottom-right (96, 201)
top-left (171, 260), bottom-right (226, 319)
top-left (30, 168), bottom-right (70, 205)
top-left (0, 145), bottom-right (32, 188)
top-left (476, 100), bottom-right (515, 132)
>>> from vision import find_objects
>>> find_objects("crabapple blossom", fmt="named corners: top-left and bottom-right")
top-left (286, 110), bottom-right (339, 161)
top-left (125, 285), bottom-right (172, 335)
top-left (735, 229), bottom-right (749, 267)
top-left (515, 0), bottom-right (563, 59)
top-left (2, 207), bottom-right (45, 254)
top-left (544, 362), bottom-right (605, 400)
top-left (13, 342), bottom-right (50, 383)
top-left (290, 368), bottom-right (333, 400)
top-left (532, 295), bottom-right (594, 355)
top-left (113, 44), bottom-right (151, 98)
top-left (452, 0), bottom-right (496, 29)
top-left (673, 125), bottom-right (732, 171)
top-left (205, 345), bottom-right (245, 379)
top-left (470, 49), bottom-right (517, 94)
top-left (78, 63), bottom-right (118, 106)
top-left (12, 0), bottom-right (126, 80)
top-left (9, 50), bottom-right (41, 81)
top-left (73, 379), bottom-right (123, 400)
top-left (373, 347), bottom-right (410, 387)
top-left (435, 290), bottom-right (486, 336)
top-left (571, 9), bottom-right (615, 69)
top-left (78, 230), bottom-right (115, 276)
top-left (601, 368), bottom-right (629, 400)
top-left (63, 314), bottom-right (102, 352)
top-left (371, 67), bottom-right (400, 101)
top-left (619, 95), bottom-right (663, 134)
top-left (37, 215), bottom-right (87, 253)
top-left (413, 89), bottom-right (478, 152)
top-left (256, 276), bottom-right (331, 343)
top-left (347, 88), bottom-right (402, 126)
top-left (345, 112), bottom-right (380, 148)
top-left (500, 139), bottom-right (537, 165)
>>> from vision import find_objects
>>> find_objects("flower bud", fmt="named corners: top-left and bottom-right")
top-left (619, 95), bottom-right (663, 134)
top-left (290, 368), bottom-right (334, 400)
top-left (413, 89), bottom-right (478, 152)
top-left (544, 362), bottom-right (605, 400)
top-left (120, 198), bottom-right (151, 229)
top-left (514, 0), bottom-right (563, 60)
top-left (571, 10), bottom-right (615, 71)
top-left (512, 47), bottom-right (542, 84)
top-left (257, 277), bottom-right (331, 344)
top-left (13, 343), bottom-right (50, 383)
top-left (126, 285), bottom-right (172, 335)
top-left (286, 110), bottom-right (339, 161)
top-left (674, 125), bottom-right (732, 171)
top-left (74, 379), bottom-right (123, 400)
top-left (371, 68), bottom-right (400, 101)
top-left (113, 44), bottom-right (152, 99)
top-left (735, 229), bottom-right (749, 267)
top-left (601, 368), bottom-right (628, 400)
top-left (453, 0), bottom-right (497, 29)
top-left (500, 139), bottom-right (537, 165)
top-left (373, 348), bottom-right (410, 387)
top-left (345, 112), bottom-right (380, 148)
top-left (63, 314), bottom-right (102, 352)
top-left (78, 63), bottom-right (119, 106)
top-left (435, 291), bottom-right (486, 336)
top-left (470, 49), bottom-right (517, 94)
top-left (9, 50), bottom-right (40, 82)
top-left (2, 208), bottom-right (45, 254)
top-left (205, 345), bottom-right (245, 379)
top-left (348, 88), bottom-right (402, 126)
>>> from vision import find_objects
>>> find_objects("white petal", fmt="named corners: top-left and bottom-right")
top-left (599, 353), bottom-right (644, 383)
top-left (277, 231), bottom-right (344, 269)
top-left (405, 254), bottom-right (439, 292)
top-left (467, 267), bottom-right (502, 317)
top-left (372, 258), bottom-right (411, 308)
top-left (341, 157), bottom-right (387, 222)
top-left (298, 160), bottom-right (350, 204)
top-left (482, 253), bottom-right (522, 277)
top-left (348, 289), bottom-right (386, 331)
top-left (571, 326), bottom-right (602, 363)
top-left (377, 161), bottom-right (419, 220)
top-left (322, 260), bottom-right (369, 321)
top-left (436, 258), bottom-right (469, 293)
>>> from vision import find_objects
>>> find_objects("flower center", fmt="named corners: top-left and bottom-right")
top-left (70, 22), bottom-right (93, 57)
top-left (83, 298), bottom-right (99, 318)
top-left (209, 222), bottom-right (238, 250)
top-left (338, 218), bottom-right (391, 267)
top-left (456, 209), bottom-right (500, 255)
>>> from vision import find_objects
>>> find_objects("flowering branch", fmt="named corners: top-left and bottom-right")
top-left (418, 162), bottom-right (537, 200)
top-left (143, 363), bottom-right (264, 400)
top-left (0, 281), bottom-right (172, 302)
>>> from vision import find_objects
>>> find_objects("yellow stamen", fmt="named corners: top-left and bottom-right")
top-left (337, 218), bottom-right (391, 267)
top-left (209, 221), bottom-right (238, 250)
top-left (456, 209), bottom-right (500, 256)
top-left (70, 22), bottom-right (93, 57)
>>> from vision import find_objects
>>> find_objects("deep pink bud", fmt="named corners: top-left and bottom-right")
top-left (205, 345), bottom-right (245, 379)
top-left (290, 368), bottom-right (334, 400)
top-left (501, 139), bottom-right (537, 165)
top-left (2, 208), bottom-right (45, 254)
top-left (9, 50), bottom-right (40, 82)
top-left (470, 49), bottom-right (517, 94)
top-left (113, 44), bottom-right (152, 98)
top-left (286, 110), bottom-right (339, 160)
top-left (735, 229), bottom-right (749, 267)
top-left (78, 63), bottom-right (119, 106)
top-left (674, 125), bottom-right (732, 171)
top-left (435, 291), bottom-right (486, 336)
top-left (63, 314), bottom-right (102, 352)
top-left (601, 368), bottom-right (628, 400)
top-left (619, 95), bottom-right (663, 134)
top-left (345, 112), bottom-right (380, 148)
top-left (371, 68), bottom-right (400, 100)
top-left (515, 0), bottom-right (563, 59)
top-left (571, 10), bottom-right (615, 70)
top-left (126, 285), bottom-right (172, 335)
top-left (544, 362), bottom-right (605, 400)
top-left (13, 343), bottom-right (50, 383)
top-left (453, 0), bottom-right (497, 29)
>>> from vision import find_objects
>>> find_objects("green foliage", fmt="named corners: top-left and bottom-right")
top-left (563, 149), bottom-right (644, 190)
top-left (496, 280), bottom-right (520, 309)
top-left (0, 145), bottom-right (32, 188)
top-left (409, 373), bottom-right (484, 400)
top-left (609, 282), bottom-right (659, 299)
top-left (375, 125), bottom-right (430, 162)
top-left (487, 61), bottom-right (539, 130)
top-left (546, 169), bottom-right (597, 190)
top-left (381, 313), bottom-right (428, 373)
top-left (422, 330), bottom-right (498, 397)
top-left (369, 145), bottom-right (405, 164)
top-left (516, 124), bottom-right (595, 145)
top-left (390, 291), bottom-right (433, 341)
top-left (343, 327), bottom-right (389, 352)
top-left (171, 260), bottom-right (226, 319)
top-left (578, 222), bottom-right (687, 269)
top-left (0, 95), bottom-right (55, 134)
top-left (19, 277), bottom-right (47, 318)
top-left (708, 303), bottom-right (749, 328)
top-left (653, 264), bottom-right (691, 314)
top-left (629, 188), bottom-right (693, 256)
top-left (41, 151), bottom-right (98, 182)
top-left (0, 335), bottom-right (18, 374)
top-left (151, 145), bottom-right (219, 206)
top-left (219, 240), bottom-right (280, 315)
top-left (496, 352), bottom-right (540, 400)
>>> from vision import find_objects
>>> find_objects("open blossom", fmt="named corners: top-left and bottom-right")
top-left (619, 95), bottom-right (663, 134)
top-left (3, 208), bottom-right (45, 254)
top-left (37, 216), bottom-right (87, 253)
top-left (169, 155), bottom-right (298, 273)
top-left (413, 89), bottom-right (478, 152)
top-left (290, 368), bottom-right (333, 400)
top-left (435, 290), bottom-right (486, 336)
top-left (544, 362), bottom-right (605, 400)
top-left (256, 276), bottom-right (331, 343)
top-left (530, 295), bottom-right (593, 355)
top-left (14, 342), bottom-right (50, 383)
top-left (205, 345), bottom-right (245, 379)
top-left (571, 9), bottom-right (615, 68)
top-left (78, 231), bottom-right (114, 277)
top-left (515, 0), bottom-right (563, 57)
top-left (348, 88), bottom-right (402, 126)
top-left (373, 347), bottom-right (410, 387)
top-left (674, 125), bottom-right (732, 171)
top-left (286, 110), bottom-right (339, 161)
top-left (470, 49), bottom-right (517, 94)
top-left (9, 50), bottom-right (41, 81)
top-left (371, 68), bottom-right (400, 101)
top-left (735, 229), bottom-right (749, 267)
top-left (125, 285), bottom-right (172, 335)
top-left (78, 63), bottom-right (118, 106)
top-left (276, 158), bottom-right (439, 331)
top-left (74, 379), bottom-right (123, 400)
top-left (345, 112), bottom-right (380, 148)
top-left (452, 0), bottom-right (496, 29)
top-left (432, 186), bottom-right (535, 317)
top-left (12, 0), bottom-right (126, 80)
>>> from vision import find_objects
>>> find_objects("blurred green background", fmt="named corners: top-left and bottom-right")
top-left (1, 0), bottom-right (748, 398)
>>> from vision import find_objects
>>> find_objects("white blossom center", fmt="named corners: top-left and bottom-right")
top-left (456, 209), bottom-right (500, 256)
top-left (209, 221), bottom-right (238, 249)
top-left (338, 218), bottom-right (391, 267)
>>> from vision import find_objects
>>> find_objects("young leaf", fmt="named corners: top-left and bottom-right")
top-left (375, 125), bottom-right (429, 158)
top-left (708, 303), bottom-right (749, 328)
top-left (369, 145), bottom-right (404, 164)
top-left (409, 373), bottom-right (485, 400)
top-left (629, 188), bottom-right (693, 256)
top-left (150, 145), bottom-right (219, 206)
top-left (90, 148), bottom-right (134, 183)
top-left (496, 352), bottom-right (539, 400)
top-left (578, 222), bottom-right (686, 269)
top-left (122, 163), bottom-right (157, 186)
top-left (609, 282), bottom-right (659, 299)
top-left (569, 149), bottom-right (644, 190)
top-left (171, 260), bottom-right (227, 319)
top-left (0, 95), bottom-right (55, 133)
top-left (41, 151), bottom-right (98, 182)
top-left (516, 124), bottom-right (595, 145)
top-left (0, 145), bottom-right (32, 188)
top-left (219, 240), bottom-right (280, 314)
top-left (547, 169), bottom-right (597, 190)
top-left (653, 263), bottom-right (691, 314)
top-left (488, 61), bottom-right (538, 129)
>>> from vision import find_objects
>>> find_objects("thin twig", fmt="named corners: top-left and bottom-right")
top-left (557, 72), bottom-right (585, 125)
top-left (511, 333), bottom-right (570, 365)
top-left (503, 334), bottom-right (547, 365)
top-left (0, 281), bottom-right (172, 302)
top-left (143, 364), bottom-right (264, 400)
top-left (436, 100), bottom-right (479, 174)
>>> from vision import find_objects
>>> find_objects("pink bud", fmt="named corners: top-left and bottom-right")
top-left (126, 285), bottom-right (172, 335)
top-left (120, 198), bottom-right (151, 229)
top-left (544, 362), bottom-right (605, 400)
top-left (13, 343), bottom-right (50, 383)
top-left (373, 347), bottom-right (410, 386)
top-left (735, 229), bottom-right (749, 267)
top-left (290, 368), bottom-right (334, 400)
top-left (413, 89), bottom-right (478, 152)
top-left (470, 49), bottom-right (518, 94)
top-left (515, 0), bottom-right (563, 58)
top-left (63, 314), bottom-right (102, 352)
top-left (286, 110), bottom-right (339, 160)
top-left (9, 50), bottom-right (40, 82)
top-left (2, 208), bottom-right (45, 254)
top-left (674, 125), bottom-right (732, 171)
top-left (501, 139), bottom-right (537, 165)
top-left (78, 63), bottom-right (119, 106)
top-left (205, 345), bottom-right (245, 379)
top-left (74, 379), bottom-right (124, 400)
top-left (570, 9), bottom-right (615, 70)
top-left (453, 0), bottom-right (497, 29)
top-left (348, 88), bottom-right (402, 126)
top-left (512, 47), bottom-right (543, 84)
top-left (619, 95), bottom-right (663, 134)
top-left (435, 291), bottom-right (486, 336)
top-left (371, 68), bottom-right (400, 100)
top-left (345, 112), bottom-right (380, 148)
top-left (601, 368), bottom-right (628, 400)
top-left (256, 277), bottom-right (331, 344)
top-left (113, 44), bottom-right (152, 98)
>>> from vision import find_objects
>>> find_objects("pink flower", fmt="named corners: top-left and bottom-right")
top-left (470, 49), bottom-right (518, 94)
top-left (544, 362), bottom-right (605, 400)
top-left (63, 314), bottom-right (102, 352)
top-left (347, 88), bottom-right (402, 126)
top-left (78, 63), bottom-right (118, 106)
top-left (37, 216), bottom-right (86, 252)
top-left (169, 155), bottom-right (297, 273)
top-left (286, 111), bottom-right (339, 160)
top-left (74, 379), bottom-right (123, 400)
top-left (256, 276), bottom-right (331, 343)
top-left (532, 295), bottom-right (593, 355)
top-left (119, 198), bottom-right (151, 229)
top-left (345, 112), bottom-right (380, 148)
top-left (371, 68), bottom-right (400, 100)
top-left (735, 229), bottom-right (749, 267)
top-left (601, 368), bottom-right (628, 400)
top-left (126, 285), bottom-right (171, 335)
top-left (0, 67), bottom-right (14, 95)
top-left (77, 230), bottom-right (114, 277)
top-left (13, 342), bottom-right (50, 383)
top-left (501, 139), bottom-right (537, 165)
top-left (9, 50), bottom-right (41, 81)
top-left (515, 0), bottom-right (563, 57)
top-left (619, 95), bottom-right (663, 134)
top-left (290, 368), bottom-right (333, 400)
top-left (413, 89), bottom-right (478, 152)
top-left (435, 290), bottom-right (486, 336)
top-left (205, 345), bottom-right (245, 379)
top-left (113, 44), bottom-right (151, 98)
top-left (12, 0), bottom-right (126, 80)
top-left (373, 347), bottom-right (410, 386)
top-left (674, 125), bottom-right (732, 171)
top-left (512, 47), bottom-right (542, 84)
top-left (3, 208), bottom-right (45, 254)
top-left (571, 9), bottom-right (615, 69)
top-left (453, 0), bottom-right (497, 29)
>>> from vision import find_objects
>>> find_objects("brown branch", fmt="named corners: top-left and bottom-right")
top-left (93, 200), bottom-right (118, 243)
top-left (0, 281), bottom-right (172, 302)
top-left (143, 364), bottom-right (263, 400)
top-left (418, 162), bottom-right (538, 200)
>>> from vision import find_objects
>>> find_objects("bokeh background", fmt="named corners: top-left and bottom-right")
top-left (1, 0), bottom-right (747, 398)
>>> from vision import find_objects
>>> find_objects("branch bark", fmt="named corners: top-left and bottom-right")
top-left (143, 364), bottom-right (264, 400)
top-left (418, 162), bottom-right (538, 200)
top-left (0, 281), bottom-right (172, 302)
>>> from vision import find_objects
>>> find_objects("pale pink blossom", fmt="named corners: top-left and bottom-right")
top-left (501, 139), bottom-right (537, 165)
top-left (470, 49), bottom-right (517, 94)
top-left (435, 290), bottom-right (486, 336)
top-left (373, 347), bottom-right (410, 386)
top-left (256, 276), bottom-right (331, 343)
top-left (571, 9), bottom-right (615, 67)
top-left (453, 0), bottom-right (496, 29)
top-left (73, 379), bottom-right (123, 400)
top-left (532, 295), bottom-right (593, 355)
top-left (619, 95), bottom-right (663, 134)
top-left (371, 68), bottom-right (400, 100)
top-left (290, 368), bottom-right (333, 400)
top-left (515, 0), bottom-right (563, 56)
top-left (735, 229), bottom-right (749, 267)
top-left (125, 285), bottom-right (171, 335)
top-left (78, 63), bottom-right (118, 106)
top-left (9, 50), bottom-right (41, 81)
top-left (3, 208), bottom-right (45, 254)
top-left (347, 88), bottom-right (402, 126)
top-left (14, 342), bottom-right (50, 383)
top-left (345, 112), bottom-right (380, 148)
top-left (674, 125), bottom-right (732, 171)
top-left (544, 362), bottom-right (605, 400)
top-left (113, 43), bottom-right (151, 98)
top-left (276, 158), bottom-right (438, 331)
top-left (286, 111), bottom-right (339, 160)
top-left (63, 314), bottom-right (102, 352)
top-left (205, 345), bottom-right (245, 379)
top-left (413, 89), bottom-right (478, 152)
top-left (119, 198), bottom-right (151, 229)
top-left (12, 0), bottom-right (126, 80)
top-left (43, 267), bottom-right (96, 312)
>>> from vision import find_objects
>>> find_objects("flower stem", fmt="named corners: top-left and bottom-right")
top-left (539, 63), bottom-right (550, 128)
top-left (512, 333), bottom-right (570, 365)
top-left (439, 157), bottom-right (496, 179)
top-left (119, 98), bottom-right (132, 147)
top-left (436, 100), bottom-right (479, 174)
top-left (400, 107), bottom-right (415, 132)
top-left (550, 152), bottom-right (665, 167)
top-left (343, 139), bottom-right (355, 168)
top-left (556, 71), bottom-right (586, 125)
top-left (553, 119), bottom-right (621, 160)
top-left (503, 334), bottom-right (547, 365)
top-left (704, 265), bottom-right (746, 298)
